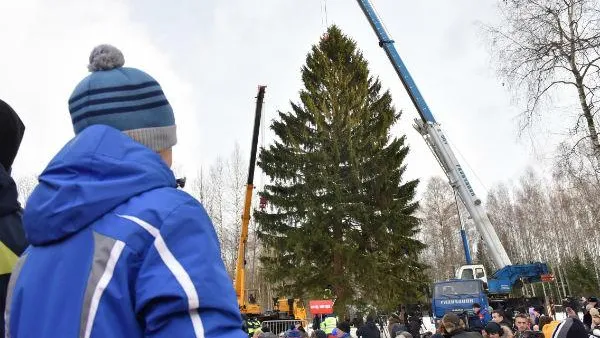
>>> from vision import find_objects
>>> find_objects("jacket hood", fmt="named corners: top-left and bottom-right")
top-left (0, 166), bottom-right (20, 216)
top-left (0, 99), bottom-right (25, 171)
top-left (24, 125), bottom-right (176, 245)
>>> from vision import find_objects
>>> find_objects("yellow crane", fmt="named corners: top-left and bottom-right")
top-left (233, 86), bottom-right (307, 323)
top-left (234, 85), bottom-right (266, 316)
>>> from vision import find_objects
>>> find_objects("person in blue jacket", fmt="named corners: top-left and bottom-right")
top-left (5, 44), bottom-right (247, 338)
top-left (467, 303), bottom-right (491, 332)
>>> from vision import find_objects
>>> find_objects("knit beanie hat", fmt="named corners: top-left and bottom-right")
top-left (68, 44), bottom-right (176, 152)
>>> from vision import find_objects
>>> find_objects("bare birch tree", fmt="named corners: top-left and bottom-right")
top-left (419, 177), bottom-right (464, 281)
top-left (484, 0), bottom-right (600, 162)
top-left (15, 175), bottom-right (37, 206)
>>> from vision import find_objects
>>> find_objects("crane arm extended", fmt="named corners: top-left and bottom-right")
top-left (356, 0), bottom-right (513, 269)
top-left (356, 0), bottom-right (436, 124)
top-left (234, 85), bottom-right (267, 311)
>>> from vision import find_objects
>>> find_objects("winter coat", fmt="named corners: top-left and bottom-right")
top-left (389, 322), bottom-right (408, 337)
top-left (357, 321), bottom-right (381, 338)
top-left (467, 308), bottom-right (490, 332)
top-left (445, 329), bottom-right (483, 338)
top-left (0, 100), bottom-right (28, 337)
top-left (0, 167), bottom-right (28, 336)
top-left (5, 125), bottom-right (246, 338)
top-left (312, 329), bottom-right (327, 338)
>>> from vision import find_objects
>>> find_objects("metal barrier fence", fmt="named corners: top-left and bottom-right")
top-left (261, 320), bottom-right (309, 335)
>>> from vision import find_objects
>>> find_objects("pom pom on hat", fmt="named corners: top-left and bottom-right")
top-left (88, 44), bottom-right (125, 72)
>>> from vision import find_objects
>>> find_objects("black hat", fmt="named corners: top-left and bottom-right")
top-left (473, 303), bottom-right (481, 308)
top-left (485, 322), bottom-right (502, 334)
top-left (337, 321), bottom-right (351, 333)
top-left (589, 297), bottom-right (598, 303)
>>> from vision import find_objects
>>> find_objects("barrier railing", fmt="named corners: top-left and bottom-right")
top-left (261, 320), bottom-right (309, 335)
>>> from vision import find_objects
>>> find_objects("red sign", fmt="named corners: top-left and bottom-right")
top-left (309, 300), bottom-right (334, 314)
top-left (541, 274), bottom-right (555, 282)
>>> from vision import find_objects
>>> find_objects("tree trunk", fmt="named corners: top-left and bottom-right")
top-left (333, 249), bottom-right (346, 317)
top-left (561, 264), bottom-right (572, 296)
top-left (553, 266), bottom-right (563, 302)
top-left (567, 7), bottom-right (600, 165)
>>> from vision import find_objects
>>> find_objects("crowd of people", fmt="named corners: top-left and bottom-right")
top-left (426, 298), bottom-right (600, 338)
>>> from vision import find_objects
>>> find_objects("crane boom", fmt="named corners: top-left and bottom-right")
top-left (234, 85), bottom-right (266, 314)
top-left (355, 0), bottom-right (512, 269)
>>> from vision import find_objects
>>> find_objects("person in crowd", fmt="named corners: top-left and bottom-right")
top-left (584, 297), bottom-right (599, 329)
top-left (484, 322), bottom-right (514, 338)
top-left (491, 309), bottom-right (512, 330)
top-left (469, 303), bottom-right (491, 332)
top-left (321, 314), bottom-right (338, 336)
top-left (0, 99), bottom-right (28, 337)
top-left (589, 308), bottom-right (600, 337)
top-left (514, 313), bottom-right (530, 333)
top-left (389, 313), bottom-right (408, 337)
top-left (357, 315), bottom-right (380, 338)
top-left (440, 313), bottom-right (483, 338)
top-left (260, 326), bottom-right (278, 338)
top-left (544, 316), bottom-right (590, 338)
top-left (333, 322), bottom-right (351, 338)
top-left (4, 44), bottom-right (246, 337)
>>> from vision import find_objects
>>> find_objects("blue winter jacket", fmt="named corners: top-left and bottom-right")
top-left (5, 125), bottom-right (246, 338)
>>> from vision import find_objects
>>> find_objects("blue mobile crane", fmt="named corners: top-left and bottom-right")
top-left (355, 0), bottom-right (551, 320)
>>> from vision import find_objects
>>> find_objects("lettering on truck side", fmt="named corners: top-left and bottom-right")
top-left (455, 165), bottom-right (476, 197)
top-left (439, 299), bottom-right (476, 305)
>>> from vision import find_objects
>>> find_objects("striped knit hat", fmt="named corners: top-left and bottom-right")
top-left (68, 44), bottom-right (176, 152)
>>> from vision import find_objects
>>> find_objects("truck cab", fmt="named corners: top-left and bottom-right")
top-left (431, 279), bottom-right (488, 323)
top-left (456, 264), bottom-right (488, 285)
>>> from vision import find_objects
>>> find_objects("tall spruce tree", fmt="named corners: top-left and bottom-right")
top-left (255, 25), bottom-right (427, 314)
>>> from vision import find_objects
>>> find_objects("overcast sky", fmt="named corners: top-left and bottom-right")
top-left (1, 0), bottom-right (562, 199)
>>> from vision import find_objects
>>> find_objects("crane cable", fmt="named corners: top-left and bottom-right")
top-left (444, 131), bottom-right (490, 195)
top-left (322, 0), bottom-right (328, 27)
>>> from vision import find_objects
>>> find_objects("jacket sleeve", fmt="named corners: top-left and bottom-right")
top-left (482, 310), bottom-right (491, 325)
top-left (135, 197), bottom-right (246, 338)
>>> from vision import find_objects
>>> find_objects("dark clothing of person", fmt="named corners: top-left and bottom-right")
top-left (0, 99), bottom-right (28, 337)
top-left (357, 321), bottom-right (381, 338)
top-left (445, 329), bottom-right (484, 338)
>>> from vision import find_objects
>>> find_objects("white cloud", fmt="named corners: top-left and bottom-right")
top-left (1, 0), bottom-right (198, 177)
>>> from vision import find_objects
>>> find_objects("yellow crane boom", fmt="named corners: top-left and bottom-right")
top-left (234, 85), bottom-right (266, 315)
